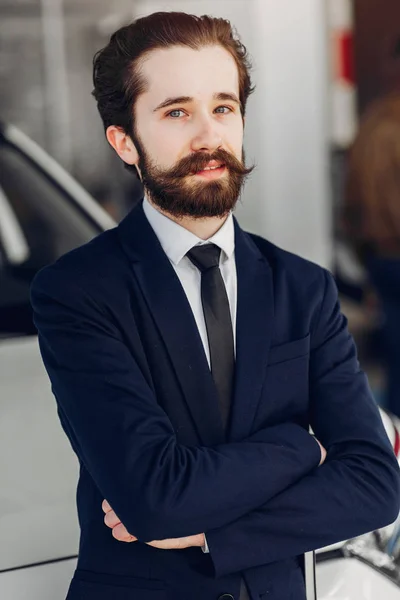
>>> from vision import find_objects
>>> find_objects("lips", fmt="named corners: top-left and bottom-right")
top-left (195, 162), bottom-right (225, 174)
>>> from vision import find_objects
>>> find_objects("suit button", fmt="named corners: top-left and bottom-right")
top-left (218, 595), bottom-right (235, 600)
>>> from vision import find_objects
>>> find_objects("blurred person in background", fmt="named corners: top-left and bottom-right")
top-left (30, 12), bottom-right (400, 600)
top-left (343, 92), bottom-right (400, 419)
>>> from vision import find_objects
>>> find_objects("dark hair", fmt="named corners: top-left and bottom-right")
top-left (92, 11), bottom-right (255, 138)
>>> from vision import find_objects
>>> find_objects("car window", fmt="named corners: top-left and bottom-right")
top-left (0, 141), bottom-right (99, 337)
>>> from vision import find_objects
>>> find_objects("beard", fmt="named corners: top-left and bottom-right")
top-left (131, 133), bottom-right (254, 219)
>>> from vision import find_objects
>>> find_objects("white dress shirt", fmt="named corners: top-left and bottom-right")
top-left (143, 196), bottom-right (238, 553)
top-left (143, 197), bottom-right (237, 366)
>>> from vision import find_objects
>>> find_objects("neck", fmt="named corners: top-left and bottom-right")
top-left (146, 196), bottom-right (229, 240)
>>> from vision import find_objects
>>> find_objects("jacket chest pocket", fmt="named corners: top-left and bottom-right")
top-left (258, 335), bottom-right (310, 425)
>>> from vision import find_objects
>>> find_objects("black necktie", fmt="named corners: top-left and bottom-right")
top-left (186, 244), bottom-right (235, 433)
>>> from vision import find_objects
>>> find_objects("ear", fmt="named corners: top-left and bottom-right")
top-left (106, 126), bottom-right (139, 166)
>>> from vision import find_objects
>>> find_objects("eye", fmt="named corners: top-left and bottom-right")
top-left (215, 106), bottom-right (233, 114)
top-left (167, 109), bottom-right (186, 118)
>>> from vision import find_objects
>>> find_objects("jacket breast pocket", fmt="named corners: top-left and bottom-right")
top-left (259, 335), bottom-right (310, 424)
top-left (67, 569), bottom-right (167, 600)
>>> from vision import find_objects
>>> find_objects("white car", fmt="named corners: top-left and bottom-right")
top-left (316, 409), bottom-right (400, 599)
top-left (0, 122), bottom-right (399, 600)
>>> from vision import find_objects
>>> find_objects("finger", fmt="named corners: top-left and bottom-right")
top-left (146, 540), bottom-right (167, 549)
top-left (146, 539), bottom-right (179, 550)
top-left (112, 523), bottom-right (132, 542)
top-left (112, 522), bottom-right (137, 543)
top-left (102, 499), bottom-right (112, 514)
top-left (104, 510), bottom-right (121, 529)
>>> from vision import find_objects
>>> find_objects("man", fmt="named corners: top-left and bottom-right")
top-left (30, 11), bottom-right (400, 600)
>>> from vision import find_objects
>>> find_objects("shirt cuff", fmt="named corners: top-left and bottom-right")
top-left (201, 534), bottom-right (210, 553)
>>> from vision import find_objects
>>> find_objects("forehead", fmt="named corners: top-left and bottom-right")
top-left (138, 45), bottom-right (240, 105)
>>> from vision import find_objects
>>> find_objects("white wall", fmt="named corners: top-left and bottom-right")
top-left (134, 0), bottom-right (332, 267)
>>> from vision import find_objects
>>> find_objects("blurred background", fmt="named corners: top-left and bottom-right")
top-left (2, 0), bottom-right (400, 598)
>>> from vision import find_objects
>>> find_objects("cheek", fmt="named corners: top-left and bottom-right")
top-left (145, 134), bottom-right (184, 170)
top-left (227, 138), bottom-right (243, 163)
top-left (138, 119), bottom-right (184, 168)
top-left (227, 121), bottom-right (244, 158)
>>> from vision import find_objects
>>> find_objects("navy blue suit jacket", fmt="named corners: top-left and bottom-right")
top-left (30, 201), bottom-right (400, 600)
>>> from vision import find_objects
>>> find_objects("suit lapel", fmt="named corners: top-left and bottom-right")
top-left (117, 202), bottom-right (225, 446)
top-left (228, 221), bottom-right (274, 442)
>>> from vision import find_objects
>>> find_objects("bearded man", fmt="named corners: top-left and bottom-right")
top-left (31, 11), bottom-right (400, 600)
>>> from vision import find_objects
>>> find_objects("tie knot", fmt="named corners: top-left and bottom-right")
top-left (187, 244), bottom-right (221, 273)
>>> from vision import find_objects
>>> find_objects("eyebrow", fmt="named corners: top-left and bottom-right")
top-left (153, 92), bottom-right (241, 113)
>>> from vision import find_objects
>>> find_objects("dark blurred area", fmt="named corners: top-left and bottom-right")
top-left (332, 0), bottom-right (400, 416)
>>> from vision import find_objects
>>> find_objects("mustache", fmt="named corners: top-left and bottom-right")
top-left (167, 149), bottom-right (254, 178)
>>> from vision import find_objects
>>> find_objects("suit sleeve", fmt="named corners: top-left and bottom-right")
top-left (30, 265), bottom-right (321, 543)
top-left (205, 269), bottom-right (400, 577)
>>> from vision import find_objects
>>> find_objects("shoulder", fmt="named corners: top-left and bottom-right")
top-left (30, 227), bottom-right (124, 301)
top-left (246, 232), bottom-right (337, 325)
top-left (245, 233), bottom-right (342, 349)
top-left (247, 232), bottom-right (330, 286)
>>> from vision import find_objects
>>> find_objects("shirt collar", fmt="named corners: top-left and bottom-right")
top-left (143, 196), bottom-right (235, 266)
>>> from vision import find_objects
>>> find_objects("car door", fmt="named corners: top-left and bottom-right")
top-left (0, 124), bottom-right (115, 598)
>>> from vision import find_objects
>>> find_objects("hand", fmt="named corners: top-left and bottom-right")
top-left (102, 500), bottom-right (205, 549)
top-left (102, 500), bottom-right (138, 542)
top-left (315, 438), bottom-right (327, 465)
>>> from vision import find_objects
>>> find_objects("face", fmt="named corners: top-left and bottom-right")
top-left (108, 45), bottom-right (253, 218)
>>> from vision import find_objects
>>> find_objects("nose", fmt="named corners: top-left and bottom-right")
top-left (190, 114), bottom-right (222, 154)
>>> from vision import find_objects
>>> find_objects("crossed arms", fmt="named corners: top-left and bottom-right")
top-left (31, 265), bottom-right (400, 576)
